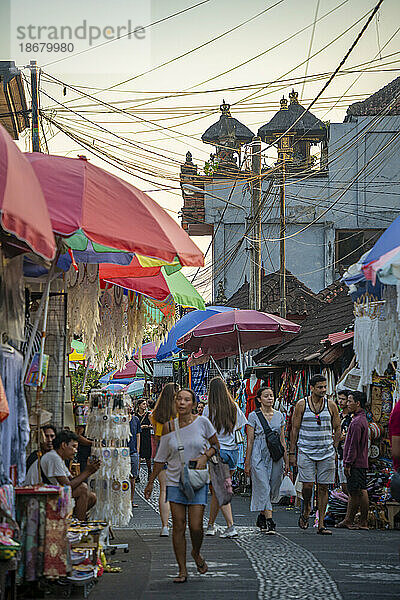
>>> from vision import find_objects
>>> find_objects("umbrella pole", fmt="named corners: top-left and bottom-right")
top-left (237, 331), bottom-right (244, 380)
top-left (210, 356), bottom-right (224, 378)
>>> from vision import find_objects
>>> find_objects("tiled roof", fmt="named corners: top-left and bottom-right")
top-left (258, 91), bottom-right (327, 140)
top-left (255, 281), bottom-right (354, 365)
top-left (225, 270), bottom-right (324, 317)
top-left (346, 76), bottom-right (400, 118)
top-left (202, 101), bottom-right (254, 144)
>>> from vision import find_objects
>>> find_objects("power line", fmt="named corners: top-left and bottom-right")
top-left (41, 0), bottom-right (212, 68)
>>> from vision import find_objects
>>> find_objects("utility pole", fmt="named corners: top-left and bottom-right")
top-left (279, 154), bottom-right (287, 318)
top-left (250, 136), bottom-right (262, 311)
top-left (30, 60), bottom-right (40, 152)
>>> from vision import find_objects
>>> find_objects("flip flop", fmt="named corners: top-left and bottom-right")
top-left (317, 527), bottom-right (332, 535)
top-left (335, 522), bottom-right (352, 529)
top-left (173, 574), bottom-right (188, 584)
top-left (191, 551), bottom-right (208, 574)
top-left (298, 514), bottom-right (309, 530)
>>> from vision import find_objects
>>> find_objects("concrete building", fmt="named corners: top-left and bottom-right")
top-left (180, 77), bottom-right (400, 300)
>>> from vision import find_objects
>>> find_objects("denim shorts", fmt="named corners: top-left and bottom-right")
top-left (166, 484), bottom-right (208, 505)
top-left (130, 453), bottom-right (139, 478)
top-left (219, 449), bottom-right (239, 470)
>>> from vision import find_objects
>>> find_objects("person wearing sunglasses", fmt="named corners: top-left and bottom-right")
top-left (289, 374), bottom-right (341, 535)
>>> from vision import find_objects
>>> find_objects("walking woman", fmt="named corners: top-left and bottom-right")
top-left (203, 376), bottom-right (247, 538)
top-left (244, 386), bottom-right (289, 534)
top-left (150, 383), bottom-right (177, 537)
top-left (145, 389), bottom-right (219, 583)
top-left (135, 398), bottom-right (152, 480)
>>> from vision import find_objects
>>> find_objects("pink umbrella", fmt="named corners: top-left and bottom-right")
top-left (177, 310), bottom-right (300, 377)
top-left (112, 360), bottom-right (140, 380)
top-left (133, 342), bottom-right (157, 360)
top-left (0, 125), bottom-right (56, 260)
top-left (25, 153), bottom-right (204, 267)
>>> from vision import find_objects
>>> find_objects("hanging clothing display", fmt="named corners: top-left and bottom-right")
top-left (244, 376), bottom-right (262, 417)
top-left (0, 252), bottom-right (25, 343)
top-left (86, 390), bottom-right (132, 527)
top-left (353, 315), bottom-right (379, 386)
top-left (190, 364), bottom-right (209, 398)
top-left (0, 346), bottom-right (30, 485)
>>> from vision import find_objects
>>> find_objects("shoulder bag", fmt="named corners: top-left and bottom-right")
top-left (256, 409), bottom-right (284, 462)
top-left (174, 418), bottom-right (209, 501)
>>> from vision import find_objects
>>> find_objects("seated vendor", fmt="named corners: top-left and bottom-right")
top-left (25, 424), bottom-right (57, 485)
top-left (27, 430), bottom-right (100, 521)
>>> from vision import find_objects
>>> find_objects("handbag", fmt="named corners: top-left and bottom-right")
top-left (256, 409), bottom-right (285, 462)
top-left (209, 454), bottom-right (233, 506)
top-left (174, 418), bottom-right (209, 501)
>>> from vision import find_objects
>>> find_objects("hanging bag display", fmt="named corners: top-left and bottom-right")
top-left (174, 418), bottom-right (209, 501)
top-left (256, 409), bottom-right (284, 462)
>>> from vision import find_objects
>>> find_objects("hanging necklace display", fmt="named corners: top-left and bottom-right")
top-left (86, 389), bottom-right (132, 527)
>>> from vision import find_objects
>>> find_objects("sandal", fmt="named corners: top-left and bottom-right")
top-left (298, 514), bottom-right (309, 530)
top-left (191, 551), bottom-right (208, 574)
top-left (173, 573), bottom-right (188, 584)
top-left (317, 527), bottom-right (332, 535)
top-left (336, 521), bottom-right (352, 529)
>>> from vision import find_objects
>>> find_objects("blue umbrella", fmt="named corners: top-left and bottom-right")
top-left (361, 215), bottom-right (400, 266)
top-left (99, 370), bottom-right (117, 384)
top-left (156, 306), bottom-right (235, 360)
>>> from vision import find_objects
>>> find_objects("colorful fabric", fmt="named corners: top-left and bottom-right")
top-left (389, 400), bottom-right (400, 471)
top-left (190, 364), bottom-right (209, 397)
top-left (245, 378), bottom-right (262, 417)
top-left (43, 496), bottom-right (69, 578)
top-left (25, 498), bottom-right (39, 581)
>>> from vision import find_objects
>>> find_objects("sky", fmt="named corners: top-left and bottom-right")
top-left (1, 0), bottom-right (399, 298)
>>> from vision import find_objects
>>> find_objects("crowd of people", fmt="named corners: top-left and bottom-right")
top-left (22, 373), bottom-right (400, 584)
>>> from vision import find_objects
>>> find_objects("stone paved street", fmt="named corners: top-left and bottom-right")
top-left (88, 469), bottom-right (400, 600)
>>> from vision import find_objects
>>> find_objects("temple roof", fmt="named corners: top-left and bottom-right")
top-left (258, 90), bottom-right (327, 141)
top-left (202, 101), bottom-right (254, 145)
top-left (346, 76), bottom-right (400, 119)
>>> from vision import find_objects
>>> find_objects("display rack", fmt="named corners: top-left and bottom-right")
top-left (85, 390), bottom-right (132, 552)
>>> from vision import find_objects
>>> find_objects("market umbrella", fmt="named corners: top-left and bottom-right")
top-left (133, 342), bottom-right (158, 360)
top-left (25, 153), bottom-right (204, 267)
top-left (101, 266), bottom-right (205, 310)
top-left (112, 360), bottom-right (145, 380)
top-left (361, 216), bottom-right (400, 283)
top-left (157, 306), bottom-right (235, 360)
top-left (177, 310), bottom-right (301, 377)
top-left (102, 383), bottom-right (126, 393)
top-left (0, 125), bottom-right (56, 260)
top-left (123, 380), bottom-right (145, 397)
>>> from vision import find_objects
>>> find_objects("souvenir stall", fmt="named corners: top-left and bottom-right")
top-left (341, 217), bottom-right (400, 528)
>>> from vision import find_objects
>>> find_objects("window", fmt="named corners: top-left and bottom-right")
top-left (335, 229), bottom-right (383, 272)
